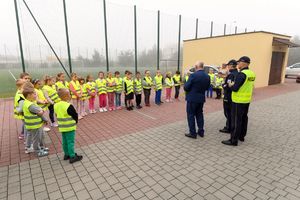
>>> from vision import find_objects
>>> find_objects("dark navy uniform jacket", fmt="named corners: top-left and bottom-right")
top-left (223, 68), bottom-right (238, 102)
top-left (184, 69), bottom-right (210, 103)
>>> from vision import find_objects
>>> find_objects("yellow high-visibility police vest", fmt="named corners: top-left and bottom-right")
top-left (115, 77), bottom-right (123, 93)
top-left (232, 69), bottom-right (256, 104)
top-left (55, 81), bottom-right (69, 90)
top-left (43, 85), bottom-right (60, 103)
top-left (106, 78), bottom-right (115, 93)
top-left (173, 74), bottom-right (181, 86)
top-left (35, 88), bottom-right (48, 110)
top-left (95, 78), bottom-right (107, 94)
top-left (54, 101), bottom-right (76, 132)
top-left (69, 80), bottom-right (81, 99)
top-left (23, 99), bottom-right (43, 130)
top-left (134, 78), bottom-right (142, 93)
top-left (154, 75), bottom-right (163, 91)
top-left (124, 79), bottom-right (134, 95)
top-left (14, 90), bottom-right (24, 120)
top-left (143, 76), bottom-right (153, 89)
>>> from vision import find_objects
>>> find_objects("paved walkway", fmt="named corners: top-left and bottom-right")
top-left (0, 79), bottom-right (300, 200)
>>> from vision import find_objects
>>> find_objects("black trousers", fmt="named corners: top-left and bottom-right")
top-left (174, 85), bottom-right (180, 99)
top-left (143, 89), bottom-right (151, 105)
top-left (215, 88), bottom-right (222, 99)
top-left (135, 94), bottom-right (141, 106)
top-left (48, 104), bottom-right (55, 123)
top-left (231, 102), bottom-right (250, 143)
top-left (223, 100), bottom-right (232, 131)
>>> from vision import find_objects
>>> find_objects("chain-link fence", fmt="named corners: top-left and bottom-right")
top-left (0, 0), bottom-right (251, 97)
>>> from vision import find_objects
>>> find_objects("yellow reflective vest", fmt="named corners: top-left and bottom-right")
top-left (173, 74), bottom-right (181, 86)
top-left (124, 78), bottom-right (134, 95)
top-left (55, 81), bottom-right (69, 90)
top-left (115, 77), bottom-right (123, 93)
top-left (143, 76), bottom-right (153, 89)
top-left (54, 101), bottom-right (76, 132)
top-left (23, 99), bottom-right (43, 130)
top-left (95, 78), bottom-right (107, 94)
top-left (80, 84), bottom-right (88, 100)
top-left (165, 77), bottom-right (174, 88)
top-left (43, 85), bottom-right (60, 103)
top-left (134, 78), bottom-right (142, 93)
top-left (69, 80), bottom-right (81, 99)
top-left (154, 75), bottom-right (163, 91)
top-left (14, 90), bottom-right (24, 120)
top-left (35, 88), bottom-right (48, 110)
top-left (106, 78), bottom-right (115, 93)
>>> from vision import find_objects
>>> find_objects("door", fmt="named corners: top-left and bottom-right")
top-left (268, 52), bottom-right (285, 85)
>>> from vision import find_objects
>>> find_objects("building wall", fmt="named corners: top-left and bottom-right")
top-left (182, 32), bottom-right (290, 88)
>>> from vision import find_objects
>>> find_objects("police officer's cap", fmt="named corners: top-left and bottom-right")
top-left (226, 59), bottom-right (237, 66)
top-left (237, 56), bottom-right (251, 64)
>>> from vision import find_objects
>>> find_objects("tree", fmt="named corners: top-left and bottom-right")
top-left (117, 50), bottom-right (134, 67)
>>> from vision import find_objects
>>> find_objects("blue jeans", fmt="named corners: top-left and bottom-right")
top-left (155, 90), bottom-right (162, 104)
top-left (115, 93), bottom-right (121, 107)
top-left (186, 101), bottom-right (204, 136)
top-left (206, 85), bottom-right (213, 98)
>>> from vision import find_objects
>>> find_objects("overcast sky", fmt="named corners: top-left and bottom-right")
top-left (1, 0), bottom-right (299, 59)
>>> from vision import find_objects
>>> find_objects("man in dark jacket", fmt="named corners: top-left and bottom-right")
top-left (184, 61), bottom-right (210, 139)
top-left (219, 59), bottom-right (238, 133)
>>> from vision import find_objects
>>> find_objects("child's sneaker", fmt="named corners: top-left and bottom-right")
top-left (84, 111), bottom-right (88, 115)
top-left (25, 147), bottom-right (34, 154)
top-left (43, 127), bottom-right (51, 132)
top-left (108, 108), bottom-right (113, 111)
top-left (99, 108), bottom-right (104, 112)
top-left (89, 110), bottom-right (93, 114)
top-left (78, 115), bottom-right (83, 120)
top-left (69, 154), bottom-right (83, 164)
top-left (37, 150), bottom-right (48, 157)
top-left (40, 147), bottom-right (49, 151)
top-left (18, 134), bottom-right (24, 139)
top-left (51, 122), bottom-right (58, 127)
top-left (93, 110), bottom-right (97, 113)
top-left (103, 108), bottom-right (108, 112)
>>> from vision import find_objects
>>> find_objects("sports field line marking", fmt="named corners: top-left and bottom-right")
top-left (133, 110), bottom-right (157, 120)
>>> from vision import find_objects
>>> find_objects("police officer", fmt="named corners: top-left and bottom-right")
top-left (219, 60), bottom-right (238, 133)
top-left (222, 56), bottom-right (256, 146)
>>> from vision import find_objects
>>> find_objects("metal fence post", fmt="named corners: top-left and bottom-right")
top-left (195, 18), bottom-right (198, 39)
top-left (235, 26), bottom-right (237, 34)
top-left (157, 10), bottom-right (160, 70)
top-left (210, 21), bottom-right (213, 37)
top-left (63, 0), bottom-right (72, 74)
top-left (134, 5), bottom-right (137, 74)
top-left (14, 0), bottom-right (26, 73)
top-left (177, 15), bottom-right (182, 72)
top-left (245, 28), bottom-right (247, 33)
top-left (224, 24), bottom-right (226, 35)
top-left (103, 0), bottom-right (109, 72)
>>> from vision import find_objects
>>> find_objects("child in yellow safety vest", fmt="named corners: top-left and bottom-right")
top-left (106, 72), bottom-right (116, 111)
top-left (165, 72), bottom-right (174, 102)
top-left (134, 71), bottom-right (143, 109)
top-left (54, 88), bottom-right (83, 164)
top-left (173, 71), bottom-right (182, 101)
top-left (215, 72), bottom-right (224, 99)
top-left (43, 75), bottom-right (60, 127)
top-left (79, 77), bottom-right (88, 117)
top-left (142, 70), bottom-right (153, 107)
top-left (154, 70), bottom-right (164, 105)
top-left (32, 79), bottom-right (51, 132)
top-left (86, 74), bottom-right (97, 114)
top-left (95, 71), bottom-right (108, 112)
top-left (114, 71), bottom-right (123, 110)
top-left (22, 82), bottom-right (49, 157)
top-left (55, 72), bottom-right (69, 90)
top-left (207, 69), bottom-right (215, 98)
top-left (14, 79), bottom-right (26, 139)
top-left (69, 73), bottom-right (83, 119)
top-left (124, 71), bottom-right (134, 111)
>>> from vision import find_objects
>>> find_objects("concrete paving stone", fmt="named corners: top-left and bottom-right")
top-left (72, 181), bottom-right (86, 192)
top-left (103, 189), bottom-right (117, 199)
top-left (62, 190), bottom-right (76, 199)
top-left (34, 191), bottom-right (49, 200)
top-left (75, 189), bottom-right (91, 200)
top-left (48, 191), bottom-right (63, 200)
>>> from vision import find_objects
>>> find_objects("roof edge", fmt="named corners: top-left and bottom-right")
top-left (184, 31), bottom-right (291, 42)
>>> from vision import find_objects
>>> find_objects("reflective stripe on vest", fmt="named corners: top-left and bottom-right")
top-left (14, 90), bottom-right (24, 119)
top-left (81, 84), bottom-right (88, 100)
top-left (23, 100), bottom-right (43, 130)
top-left (124, 79), bottom-right (134, 95)
top-left (43, 85), bottom-right (60, 103)
top-left (106, 78), bottom-right (115, 93)
top-left (232, 69), bottom-right (256, 104)
top-left (143, 77), bottom-right (152, 89)
top-left (165, 78), bottom-right (173, 88)
top-left (96, 79), bottom-right (107, 94)
top-left (173, 75), bottom-right (181, 86)
top-left (69, 81), bottom-right (81, 98)
top-left (115, 78), bottom-right (123, 93)
top-left (134, 78), bottom-right (142, 93)
top-left (154, 75), bottom-right (163, 91)
top-left (54, 101), bottom-right (77, 132)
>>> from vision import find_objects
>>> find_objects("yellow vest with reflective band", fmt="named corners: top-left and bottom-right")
top-left (86, 81), bottom-right (96, 97)
top-left (154, 75), bottom-right (163, 91)
top-left (23, 99), bottom-right (43, 130)
top-left (69, 80), bottom-right (81, 99)
top-left (173, 74), bottom-right (181, 86)
top-left (95, 78), bottom-right (107, 94)
top-left (232, 69), bottom-right (256, 104)
top-left (14, 90), bottom-right (24, 119)
top-left (54, 101), bottom-right (76, 132)
top-left (115, 77), bottom-right (123, 93)
top-left (143, 76), bottom-right (153, 89)
top-left (134, 78), bottom-right (142, 93)
top-left (106, 78), bottom-right (115, 93)
top-left (124, 79), bottom-right (134, 95)
top-left (80, 84), bottom-right (88, 100)
top-left (185, 75), bottom-right (189, 82)
top-left (215, 77), bottom-right (223, 89)
top-left (55, 81), bottom-right (69, 90)
top-left (208, 73), bottom-right (215, 85)
top-left (43, 85), bottom-right (60, 103)
top-left (165, 77), bottom-right (173, 88)
top-left (35, 88), bottom-right (48, 110)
